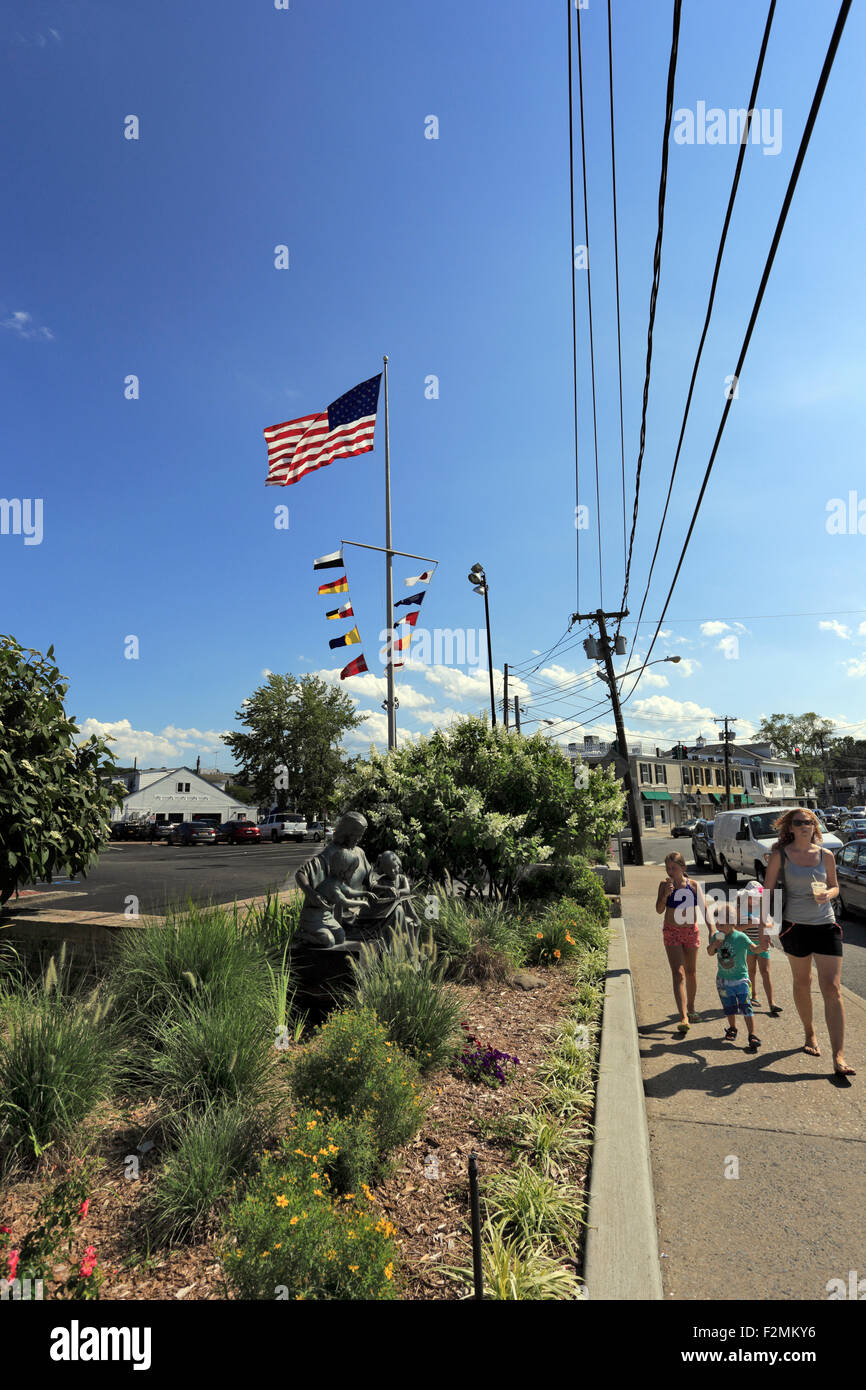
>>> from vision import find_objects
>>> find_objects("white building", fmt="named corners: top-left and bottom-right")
top-left (111, 766), bottom-right (253, 826)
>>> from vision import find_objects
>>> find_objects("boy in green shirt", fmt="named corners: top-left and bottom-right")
top-left (707, 905), bottom-right (766, 1050)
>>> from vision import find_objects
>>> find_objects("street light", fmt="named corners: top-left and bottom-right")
top-left (596, 654), bottom-right (681, 685)
top-left (467, 563), bottom-right (496, 727)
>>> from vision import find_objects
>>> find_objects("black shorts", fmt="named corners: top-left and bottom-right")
top-left (780, 920), bottom-right (843, 958)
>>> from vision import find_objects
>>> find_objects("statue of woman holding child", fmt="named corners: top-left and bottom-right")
top-left (294, 811), bottom-right (422, 949)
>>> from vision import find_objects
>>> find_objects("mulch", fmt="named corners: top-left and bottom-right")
top-left (0, 963), bottom-right (589, 1301)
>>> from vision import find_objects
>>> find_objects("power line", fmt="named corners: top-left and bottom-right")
top-left (576, 5), bottom-right (604, 604)
top-left (607, 0), bottom-right (627, 577)
top-left (624, 0), bottom-right (778, 668)
top-left (618, 0), bottom-right (683, 626)
top-left (567, 0), bottom-right (581, 613)
top-left (620, 0), bottom-right (853, 707)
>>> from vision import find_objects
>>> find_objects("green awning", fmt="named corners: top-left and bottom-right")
top-left (742, 795), bottom-right (754, 805)
top-left (641, 789), bottom-right (672, 801)
top-left (708, 793), bottom-right (721, 804)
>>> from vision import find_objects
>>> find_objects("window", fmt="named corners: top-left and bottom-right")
top-left (682, 765), bottom-right (691, 786)
top-left (655, 764), bottom-right (667, 784)
top-left (639, 763), bottom-right (652, 784)
top-left (841, 846), bottom-right (857, 865)
top-left (176, 781), bottom-right (190, 793)
top-left (659, 804), bottom-right (668, 824)
top-left (716, 769), bottom-right (724, 786)
top-left (750, 771), bottom-right (758, 788)
top-left (643, 803), bottom-right (654, 829)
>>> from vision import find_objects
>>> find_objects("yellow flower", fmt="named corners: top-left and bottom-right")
top-left (306, 1120), bottom-right (317, 1130)
top-left (289, 1216), bottom-right (299, 1226)
top-left (536, 932), bottom-right (543, 939)
top-left (554, 949), bottom-right (561, 959)
top-left (349, 1264), bottom-right (359, 1273)
top-left (261, 1251), bottom-right (269, 1258)
top-left (328, 1144), bottom-right (339, 1155)
top-left (274, 1244), bottom-right (282, 1250)
top-left (314, 1189), bottom-right (324, 1197)
top-left (384, 1262), bottom-right (394, 1280)
top-left (275, 1195), bottom-right (289, 1208)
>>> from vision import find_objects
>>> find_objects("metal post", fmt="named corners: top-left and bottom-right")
top-left (383, 355), bottom-right (396, 751)
top-left (483, 581), bottom-right (496, 727)
top-left (503, 664), bottom-right (510, 729)
top-left (468, 1153), bottom-right (483, 1300)
top-left (514, 696), bottom-right (520, 732)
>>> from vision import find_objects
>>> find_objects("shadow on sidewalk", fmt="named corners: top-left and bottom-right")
top-left (637, 1036), bottom-right (841, 1099)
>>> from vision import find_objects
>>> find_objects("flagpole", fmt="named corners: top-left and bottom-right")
top-left (383, 355), bottom-right (397, 751)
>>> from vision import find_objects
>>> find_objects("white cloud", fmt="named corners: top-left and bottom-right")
top-left (700, 621), bottom-right (729, 637)
top-left (261, 668), bottom-right (273, 677)
top-left (629, 695), bottom-right (718, 726)
top-left (844, 658), bottom-right (866, 678)
top-left (641, 670), bottom-right (669, 688)
top-left (717, 635), bottom-right (739, 659)
top-left (413, 664), bottom-right (500, 701)
top-left (857, 622), bottom-right (866, 638)
top-left (819, 620), bottom-right (851, 640)
top-left (76, 719), bottom-right (229, 765)
top-left (675, 658), bottom-right (700, 676)
top-left (2, 310), bottom-right (54, 342)
top-left (314, 666), bottom-right (435, 709)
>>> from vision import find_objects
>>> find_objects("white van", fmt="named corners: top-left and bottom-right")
top-left (713, 807), bottom-right (842, 885)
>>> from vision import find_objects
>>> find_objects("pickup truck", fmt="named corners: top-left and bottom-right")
top-left (258, 812), bottom-right (308, 843)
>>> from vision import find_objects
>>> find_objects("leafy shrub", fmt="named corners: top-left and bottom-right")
top-left (523, 919), bottom-right (580, 968)
top-left (517, 861), bottom-right (610, 926)
top-left (510, 1109), bottom-right (591, 1178)
top-left (345, 927), bottom-right (463, 1072)
top-left (146, 995), bottom-right (279, 1117)
top-left (0, 988), bottom-right (116, 1169)
top-left (110, 902), bottom-right (271, 1046)
top-left (483, 1161), bottom-right (586, 1253)
top-left (145, 1102), bottom-right (264, 1245)
top-left (290, 1008), bottom-right (425, 1161)
top-left (221, 1147), bottom-right (398, 1300)
top-left (284, 1107), bottom-right (380, 1197)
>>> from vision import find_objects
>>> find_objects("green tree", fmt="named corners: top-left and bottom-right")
top-left (756, 712), bottom-right (835, 797)
top-left (221, 672), bottom-right (366, 819)
top-left (337, 715), bottom-right (624, 899)
top-left (0, 636), bottom-right (124, 905)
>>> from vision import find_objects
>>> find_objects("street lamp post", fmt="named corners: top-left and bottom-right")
top-left (468, 564), bottom-right (496, 727)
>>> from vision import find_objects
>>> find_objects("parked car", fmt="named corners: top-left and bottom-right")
top-left (835, 841), bottom-right (866, 917)
top-left (305, 822), bottom-right (333, 843)
top-left (216, 820), bottom-right (261, 845)
top-left (841, 818), bottom-right (866, 845)
top-left (691, 818), bottom-right (720, 873)
top-left (714, 806), bottom-right (842, 885)
top-left (846, 806), bottom-right (866, 819)
top-left (152, 822), bottom-right (177, 841)
top-left (169, 821), bottom-right (217, 846)
top-left (258, 812), bottom-right (308, 843)
top-left (671, 818), bottom-right (698, 839)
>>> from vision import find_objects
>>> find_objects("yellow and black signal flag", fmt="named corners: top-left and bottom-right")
top-left (326, 601), bottom-right (354, 620)
top-left (318, 575), bottom-right (349, 596)
top-left (329, 626), bottom-right (361, 650)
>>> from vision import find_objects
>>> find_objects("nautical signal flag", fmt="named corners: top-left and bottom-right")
top-left (326, 601), bottom-right (354, 620)
top-left (398, 610), bottom-right (420, 628)
top-left (318, 575), bottom-right (349, 596)
top-left (329, 626), bottom-right (361, 650)
top-left (395, 591), bottom-right (425, 609)
top-left (264, 375), bottom-right (382, 487)
top-left (340, 654), bottom-right (368, 680)
top-left (405, 568), bottom-right (435, 586)
top-left (314, 549), bottom-right (344, 570)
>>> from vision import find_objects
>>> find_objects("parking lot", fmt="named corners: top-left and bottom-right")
top-left (23, 840), bottom-right (314, 917)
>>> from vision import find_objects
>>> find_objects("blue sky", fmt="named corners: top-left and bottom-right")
top-left (2, 0), bottom-right (864, 769)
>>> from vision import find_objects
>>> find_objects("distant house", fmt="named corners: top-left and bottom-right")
top-left (111, 766), bottom-right (252, 826)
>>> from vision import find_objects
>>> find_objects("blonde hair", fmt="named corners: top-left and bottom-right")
top-left (664, 851), bottom-right (687, 871)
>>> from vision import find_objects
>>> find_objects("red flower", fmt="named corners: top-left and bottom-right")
top-left (7, 1249), bottom-right (20, 1279)
top-left (78, 1199), bottom-right (90, 1220)
top-left (79, 1245), bottom-right (98, 1278)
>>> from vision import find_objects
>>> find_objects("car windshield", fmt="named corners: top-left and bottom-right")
top-left (746, 813), bottom-right (784, 839)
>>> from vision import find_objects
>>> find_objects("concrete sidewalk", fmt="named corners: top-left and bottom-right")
top-left (622, 864), bottom-right (866, 1301)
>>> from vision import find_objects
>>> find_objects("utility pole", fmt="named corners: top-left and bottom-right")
top-left (713, 716), bottom-right (737, 810)
top-left (573, 607), bottom-right (643, 866)
top-left (503, 663), bottom-right (510, 730)
top-left (816, 731), bottom-right (836, 807)
top-left (513, 696), bottom-right (521, 732)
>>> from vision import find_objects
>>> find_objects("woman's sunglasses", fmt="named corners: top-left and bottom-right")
top-left (791, 818), bottom-right (812, 827)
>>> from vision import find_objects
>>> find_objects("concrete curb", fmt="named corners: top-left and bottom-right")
top-left (584, 916), bottom-right (663, 1301)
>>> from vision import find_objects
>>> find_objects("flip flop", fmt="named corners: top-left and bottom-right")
top-left (676, 1021), bottom-right (690, 1035)
top-left (802, 1044), bottom-right (821, 1057)
top-left (768, 1005), bottom-right (783, 1017)
top-left (833, 1063), bottom-right (856, 1077)
top-left (687, 1011), bottom-right (700, 1023)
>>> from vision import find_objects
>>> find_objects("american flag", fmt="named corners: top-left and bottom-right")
top-left (264, 374), bottom-right (382, 487)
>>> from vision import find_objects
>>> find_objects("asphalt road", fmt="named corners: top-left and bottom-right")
top-left (635, 832), bottom-right (866, 1005)
top-left (23, 841), bottom-right (313, 916)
